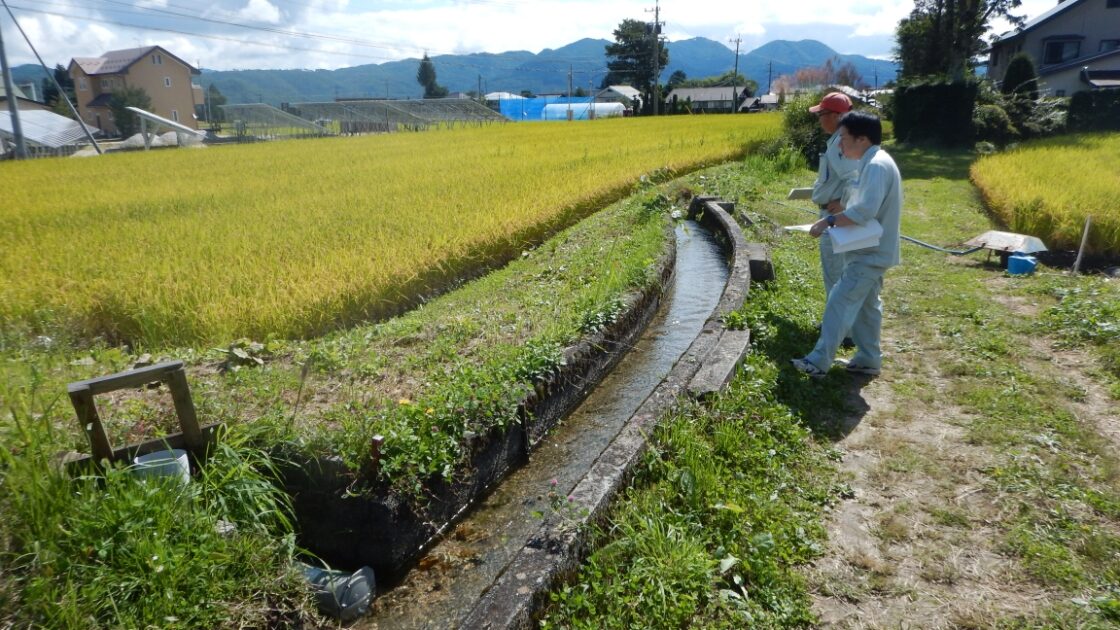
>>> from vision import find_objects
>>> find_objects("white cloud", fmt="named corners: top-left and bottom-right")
top-left (1, 0), bottom-right (948, 71)
top-left (236, 0), bottom-right (282, 25)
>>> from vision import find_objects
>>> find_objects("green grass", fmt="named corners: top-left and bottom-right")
top-left (540, 141), bottom-right (1120, 627)
top-left (0, 412), bottom-right (313, 628)
top-left (540, 154), bottom-right (848, 628)
top-left (0, 172), bottom-right (681, 625)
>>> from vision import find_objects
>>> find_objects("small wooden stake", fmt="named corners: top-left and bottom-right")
top-left (1072, 216), bottom-right (1092, 275)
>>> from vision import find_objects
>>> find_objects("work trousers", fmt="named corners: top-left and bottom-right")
top-left (819, 228), bottom-right (845, 298)
top-left (806, 259), bottom-right (886, 371)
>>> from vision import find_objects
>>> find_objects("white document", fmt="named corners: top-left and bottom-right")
top-left (787, 187), bottom-right (814, 201)
top-left (829, 219), bottom-right (882, 253)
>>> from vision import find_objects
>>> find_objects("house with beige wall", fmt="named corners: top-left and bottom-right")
top-left (988, 0), bottom-right (1120, 96)
top-left (69, 46), bottom-right (204, 136)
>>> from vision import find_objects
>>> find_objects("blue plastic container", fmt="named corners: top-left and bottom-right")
top-left (1007, 252), bottom-right (1038, 275)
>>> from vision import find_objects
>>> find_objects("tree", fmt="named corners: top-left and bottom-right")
top-left (204, 84), bottom-right (228, 124)
top-left (41, 63), bottom-right (73, 108)
top-left (109, 86), bottom-right (152, 137)
top-left (416, 53), bottom-right (448, 99)
top-left (1000, 52), bottom-right (1041, 136)
top-left (678, 71), bottom-right (757, 96)
top-left (668, 70), bottom-right (688, 88)
top-left (1000, 52), bottom-right (1038, 99)
top-left (603, 18), bottom-right (668, 100)
top-left (894, 0), bottom-right (1025, 80)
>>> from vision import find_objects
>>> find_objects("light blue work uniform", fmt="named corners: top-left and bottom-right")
top-left (811, 131), bottom-right (859, 297)
top-left (805, 145), bottom-right (902, 372)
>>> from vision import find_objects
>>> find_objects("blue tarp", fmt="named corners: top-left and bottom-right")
top-left (497, 96), bottom-right (594, 121)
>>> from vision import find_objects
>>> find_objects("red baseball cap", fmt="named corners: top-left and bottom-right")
top-left (809, 92), bottom-right (852, 114)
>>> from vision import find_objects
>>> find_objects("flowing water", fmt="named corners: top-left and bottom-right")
top-left (363, 221), bottom-right (729, 629)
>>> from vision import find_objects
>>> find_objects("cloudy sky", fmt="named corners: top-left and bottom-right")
top-left (4, 0), bottom-right (1057, 71)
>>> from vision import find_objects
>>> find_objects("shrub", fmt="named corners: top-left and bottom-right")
top-left (1069, 90), bottom-right (1120, 132)
top-left (973, 103), bottom-right (1019, 147)
top-left (759, 92), bottom-right (828, 169)
top-left (893, 79), bottom-right (978, 146)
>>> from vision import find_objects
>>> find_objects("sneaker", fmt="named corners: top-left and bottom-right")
top-left (836, 359), bottom-right (880, 375)
top-left (791, 357), bottom-right (827, 379)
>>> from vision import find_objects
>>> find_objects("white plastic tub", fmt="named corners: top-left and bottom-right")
top-left (132, 449), bottom-right (191, 485)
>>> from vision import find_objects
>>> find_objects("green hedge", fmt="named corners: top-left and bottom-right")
top-left (1068, 90), bottom-right (1120, 132)
top-left (893, 79), bottom-right (978, 146)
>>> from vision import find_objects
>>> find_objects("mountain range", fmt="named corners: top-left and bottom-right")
top-left (12, 38), bottom-right (898, 107)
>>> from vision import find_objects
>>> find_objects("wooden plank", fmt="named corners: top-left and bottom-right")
top-left (67, 385), bottom-right (113, 462)
top-left (167, 367), bottom-right (204, 451)
top-left (67, 361), bottom-right (183, 396)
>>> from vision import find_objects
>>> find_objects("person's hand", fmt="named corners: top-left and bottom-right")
top-left (809, 218), bottom-right (829, 238)
top-left (826, 200), bottom-right (844, 214)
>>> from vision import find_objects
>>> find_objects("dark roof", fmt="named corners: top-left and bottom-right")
top-left (995, 0), bottom-right (1088, 44)
top-left (1082, 68), bottom-right (1120, 88)
top-left (71, 46), bottom-right (200, 76)
top-left (86, 93), bottom-right (113, 108)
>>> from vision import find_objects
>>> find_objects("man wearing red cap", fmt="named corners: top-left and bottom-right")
top-left (809, 92), bottom-right (858, 303)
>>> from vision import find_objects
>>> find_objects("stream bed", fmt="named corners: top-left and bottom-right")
top-left (363, 220), bottom-right (729, 629)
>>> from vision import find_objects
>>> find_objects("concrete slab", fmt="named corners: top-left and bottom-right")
top-left (688, 328), bottom-right (752, 400)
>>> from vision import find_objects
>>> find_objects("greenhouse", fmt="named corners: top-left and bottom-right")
top-left (219, 103), bottom-right (329, 142)
top-left (289, 98), bottom-right (506, 134)
top-left (541, 102), bottom-right (625, 121)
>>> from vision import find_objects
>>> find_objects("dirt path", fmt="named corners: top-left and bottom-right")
top-left (806, 292), bottom-right (1116, 627)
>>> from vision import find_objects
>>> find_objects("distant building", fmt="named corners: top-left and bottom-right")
top-left (69, 46), bottom-right (204, 135)
top-left (665, 86), bottom-right (753, 113)
top-left (988, 0), bottom-right (1120, 96)
top-left (597, 85), bottom-right (641, 105)
top-left (0, 84), bottom-right (49, 112)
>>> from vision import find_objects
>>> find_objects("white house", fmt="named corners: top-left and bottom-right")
top-left (988, 0), bottom-right (1120, 96)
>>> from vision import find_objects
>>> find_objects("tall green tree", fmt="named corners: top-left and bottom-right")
top-left (895, 0), bottom-right (1024, 80)
top-left (602, 18), bottom-right (668, 100)
top-left (204, 84), bottom-right (228, 124)
top-left (108, 86), bottom-right (152, 137)
top-left (416, 53), bottom-right (448, 99)
top-left (1000, 52), bottom-right (1038, 98)
top-left (41, 64), bottom-right (74, 107)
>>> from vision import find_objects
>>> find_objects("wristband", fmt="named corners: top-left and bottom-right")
top-left (826, 214), bottom-right (836, 228)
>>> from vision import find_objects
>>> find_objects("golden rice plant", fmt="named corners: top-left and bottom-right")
top-left (0, 115), bottom-right (779, 346)
top-left (970, 133), bottom-right (1120, 254)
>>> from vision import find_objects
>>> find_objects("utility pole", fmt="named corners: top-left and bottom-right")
top-left (767, 60), bottom-right (773, 94)
top-left (729, 34), bottom-right (741, 113)
top-left (0, 12), bottom-right (28, 158)
top-left (647, 0), bottom-right (662, 115)
top-left (567, 64), bottom-right (573, 120)
top-left (477, 73), bottom-right (482, 101)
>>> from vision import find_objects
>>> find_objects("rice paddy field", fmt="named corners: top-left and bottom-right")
top-left (0, 115), bottom-right (780, 348)
top-left (970, 132), bottom-right (1120, 254)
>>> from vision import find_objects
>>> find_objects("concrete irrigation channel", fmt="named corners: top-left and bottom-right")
top-left (344, 197), bottom-right (773, 629)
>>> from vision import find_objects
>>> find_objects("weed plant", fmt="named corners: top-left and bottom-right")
top-left (971, 133), bottom-right (1120, 253)
top-left (0, 392), bottom-right (314, 628)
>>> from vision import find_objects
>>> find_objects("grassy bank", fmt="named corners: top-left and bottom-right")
top-left (1, 176), bottom-right (679, 625)
top-left (541, 144), bottom-right (1120, 627)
